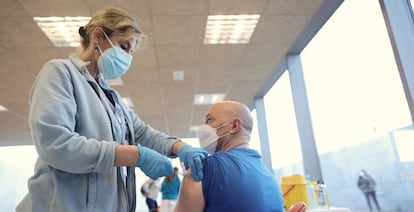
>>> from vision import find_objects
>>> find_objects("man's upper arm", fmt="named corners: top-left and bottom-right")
top-left (174, 170), bottom-right (205, 212)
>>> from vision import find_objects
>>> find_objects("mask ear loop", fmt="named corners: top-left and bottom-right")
top-left (102, 31), bottom-right (115, 47)
top-left (95, 45), bottom-right (103, 54)
top-left (216, 121), bottom-right (234, 140)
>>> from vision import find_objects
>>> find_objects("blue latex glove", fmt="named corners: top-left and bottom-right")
top-left (178, 145), bottom-right (208, 181)
top-left (136, 144), bottom-right (173, 180)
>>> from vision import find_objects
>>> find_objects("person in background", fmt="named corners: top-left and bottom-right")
top-left (174, 101), bottom-right (284, 212)
top-left (160, 167), bottom-right (181, 212)
top-left (357, 169), bottom-right (381, 211)
top-left (142, 178), bottom-right (162, 212)
top-left (16, 7), bottom-right (207, 212)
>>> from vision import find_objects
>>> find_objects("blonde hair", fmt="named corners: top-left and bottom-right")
top-left (79, 7), bottom-right (146, 49)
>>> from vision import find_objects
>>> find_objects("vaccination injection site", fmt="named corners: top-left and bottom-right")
top-left (1, 0), bottom-right (414, 212)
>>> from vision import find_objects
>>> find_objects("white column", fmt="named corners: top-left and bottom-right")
top-left (254, 97), bottom-right (273, 173)
top-left (380, 0), bottom-right (414, 123)
top-left (287, 54), bottom-right (322, 181)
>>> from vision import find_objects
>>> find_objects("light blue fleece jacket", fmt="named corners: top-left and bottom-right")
top-left (16, 54), bottom-right (179, 212)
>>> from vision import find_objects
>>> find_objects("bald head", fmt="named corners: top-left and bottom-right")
top-left (208, 101), bottom-right (253, 133)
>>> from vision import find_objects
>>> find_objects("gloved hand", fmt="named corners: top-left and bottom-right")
top-left (136, 144), bottom-right (173, 180)
top-left (177, 145), bottom-right (208, 181)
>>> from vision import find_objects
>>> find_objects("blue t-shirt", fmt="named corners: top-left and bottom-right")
top-left (161, 175), bottom-right (181, 200)
top-left (202, 148), bottom-right (284, 212)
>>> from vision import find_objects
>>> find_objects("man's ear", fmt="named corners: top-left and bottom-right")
top-left (231, 119), bottom-right (242, 133)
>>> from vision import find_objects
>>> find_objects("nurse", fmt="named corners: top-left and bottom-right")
top-left (16, 7), bottom-right (207, 212)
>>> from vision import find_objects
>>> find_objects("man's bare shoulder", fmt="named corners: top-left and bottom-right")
top-left (174, 169), bottom-right (205, 212)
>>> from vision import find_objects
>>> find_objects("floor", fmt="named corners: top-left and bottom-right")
top-left (352, 209), bottom-right (404, 212)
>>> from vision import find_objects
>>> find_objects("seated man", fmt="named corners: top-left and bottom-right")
top-left (174, 101), bottom-right (284, 212)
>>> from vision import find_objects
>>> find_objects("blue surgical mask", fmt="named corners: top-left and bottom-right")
top-left (97, 32), bottom-right (132, 80)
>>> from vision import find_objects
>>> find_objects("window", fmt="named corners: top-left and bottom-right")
top-left (264, 71), bottom-right (303, 179)
top-left (300, 0), bottom-right (413, 210)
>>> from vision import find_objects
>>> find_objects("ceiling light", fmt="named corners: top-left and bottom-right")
top-left (106, 78), bottom-right (124, 86)
top-left (181, 137), bottom-right (200, 147)
top-left (204, 14), bottom-right (260, 44)
top-left (34, 16), bottom-right (91, 47)
top-left (122, 97), bottom-right (134, 108)
top-left (189, 125), bottom-right (198, 131)
top-left (0, 105), bottom-right (8, 112)
top-left (194, 93), bottom-right (226, 105)
top-left (173, 70), bottom-right (184, 81)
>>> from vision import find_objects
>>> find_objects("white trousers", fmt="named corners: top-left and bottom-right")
top-left (160, 199), bottom-right (176, 212)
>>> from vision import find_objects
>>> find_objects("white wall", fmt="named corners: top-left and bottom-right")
top-left (0, 145), bottom-right (189, 212)
top-left (0, 145), bottom-right (37, 212)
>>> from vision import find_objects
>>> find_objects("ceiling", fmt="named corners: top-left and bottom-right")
top-left (0, 0), bottom-right (342, 146)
